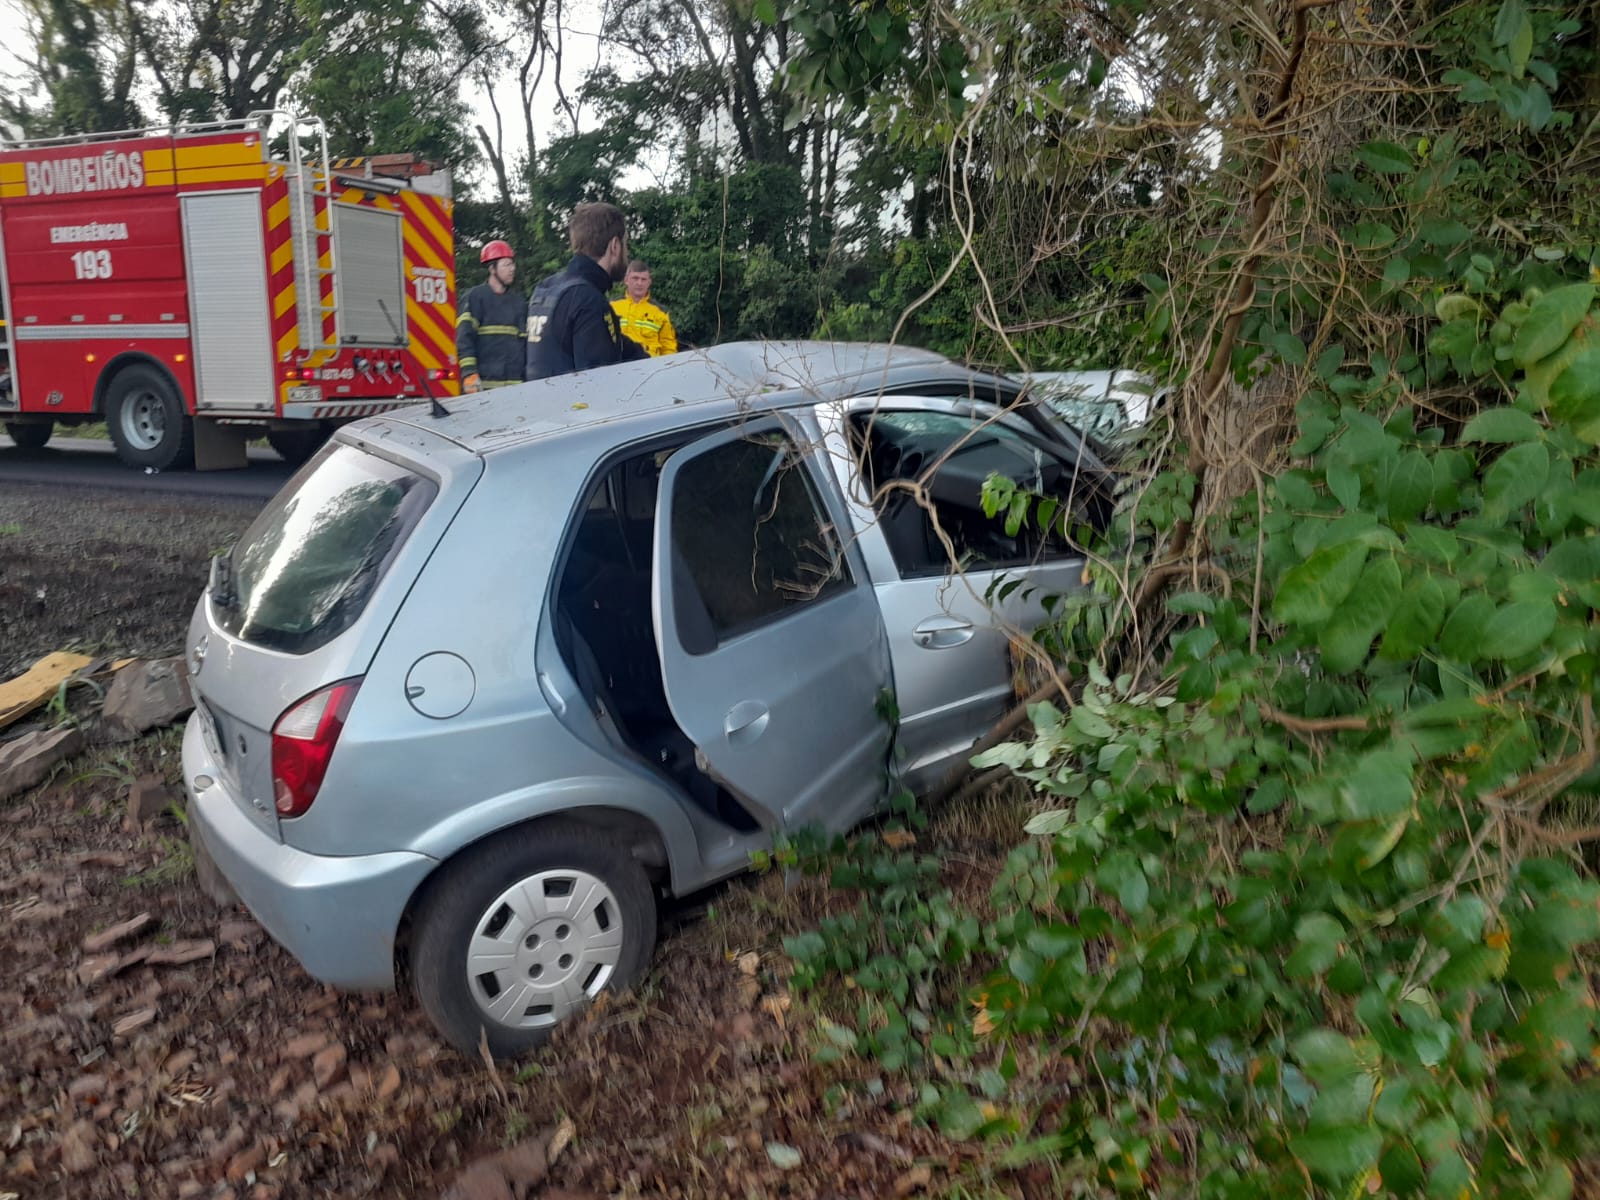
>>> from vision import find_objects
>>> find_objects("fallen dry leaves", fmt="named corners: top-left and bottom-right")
top-left (0, 734), bottom-right (1050, 1199)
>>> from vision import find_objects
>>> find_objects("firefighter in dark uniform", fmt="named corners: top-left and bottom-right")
top-left (456, 240), bottom-right (525, 391)
top-left (525, 203), bottom-right (649, 381)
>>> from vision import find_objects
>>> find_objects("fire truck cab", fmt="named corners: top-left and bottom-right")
top-left (0, 112), bottom-right (459, 470)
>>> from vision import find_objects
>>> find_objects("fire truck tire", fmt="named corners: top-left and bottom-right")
top-left (4, 421), bottom-right (52, 450)
top-left (105, 365), bottom-right (195, 471)
top-left (267, 424), bottom-right (331, 466)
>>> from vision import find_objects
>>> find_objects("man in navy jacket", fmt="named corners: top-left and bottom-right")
top-left (525, 203), bottom-right (650, 381)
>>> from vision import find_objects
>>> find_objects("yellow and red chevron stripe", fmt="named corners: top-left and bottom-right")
top-left (264, 177), bottom-right (301, 363)
top-left (400, 190), bottom-right (457, 375)
top-left (338, 186), bottom-right (396, 210)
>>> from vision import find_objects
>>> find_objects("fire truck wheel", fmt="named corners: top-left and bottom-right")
top-left (4, 421), bottom-right (52, 451)
top-left (105, 365), bottom-right (195, 471)
top-left (267, 424), bottom-right (331, 466)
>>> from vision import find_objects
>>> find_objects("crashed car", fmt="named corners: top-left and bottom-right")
top-left (182, 341), bottom-right (1113, 1056)
top-left (1021, 368), bottom-right (1165, 453)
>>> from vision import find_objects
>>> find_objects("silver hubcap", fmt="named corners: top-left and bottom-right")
top-left (120, 390), bottom-right (167, 452)
top-left (465, 868), bottom-right (624, 1030)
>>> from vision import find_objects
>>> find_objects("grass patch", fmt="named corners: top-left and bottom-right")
top-left (51, 421), bottom-right (269, 448)
top-left (123, 805), bottom-right (195, 889)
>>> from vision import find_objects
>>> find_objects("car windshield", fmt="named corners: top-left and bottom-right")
top-left (214, 443), bottom-right (436, 653)
top-left (1045, 392), bottom-right (1124, 441)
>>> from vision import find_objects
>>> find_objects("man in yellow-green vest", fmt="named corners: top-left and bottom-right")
top-left (456, 240), bottom-right (526, 391)
top-left (611, 259), bottom-right (678, 357)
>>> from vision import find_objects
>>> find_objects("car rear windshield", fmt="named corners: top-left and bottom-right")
top-left (214, 443), bottom-right (437, 654)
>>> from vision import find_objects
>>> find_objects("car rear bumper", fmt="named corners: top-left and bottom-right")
top-left (182, 711), bottom-right (436, 991)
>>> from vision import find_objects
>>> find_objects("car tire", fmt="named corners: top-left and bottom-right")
top-left (105, 364), bottom-right (194, 470)
top-left (267, 424), bottom-right (330, 466)
top-left (4, 421), bottom-right (52, 450)
top-left (411, 820), bottom-right (657, 1058)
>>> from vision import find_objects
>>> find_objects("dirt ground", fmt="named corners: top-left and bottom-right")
top-left (0, 743), bottom-right (998, 1200)
top-left (0, 481), bottom-right (258, 679)
top-left (0, 475), bottom-right (1030, 1199)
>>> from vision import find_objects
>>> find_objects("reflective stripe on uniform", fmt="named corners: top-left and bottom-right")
top-left (611, 296), bottom-right (674, 356)
top-left (478, 325), bottom-right (521, 336)
top-left (456, 312), bottom-right (479, 327)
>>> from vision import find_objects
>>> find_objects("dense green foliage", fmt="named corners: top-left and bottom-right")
top-left (769, 0), bottom-right (1600, 1195)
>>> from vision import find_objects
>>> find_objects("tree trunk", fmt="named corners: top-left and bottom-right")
top-left (476, 123), bottom-right (518, 240)
top-left (808, 120), bottom-right (824, 261)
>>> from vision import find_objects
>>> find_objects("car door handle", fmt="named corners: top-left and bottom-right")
top-left (536, 672), bottom-right (567, 717)
top-left (723, 700), bottom-right (770, 746)
top-left (912, 616), bottom-right (975, 649)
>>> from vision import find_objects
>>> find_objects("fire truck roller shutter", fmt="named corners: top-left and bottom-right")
top-left (331, 203), bottom-right (405, 346)
top-left (180, 191), bottom-right (275, 413)
top-left (100, 357), bottom-right (195, 471)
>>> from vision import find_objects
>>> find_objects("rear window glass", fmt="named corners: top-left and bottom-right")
top-left (215, 444), bottom-right (436, 653)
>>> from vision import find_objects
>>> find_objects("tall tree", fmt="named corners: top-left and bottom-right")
top-left (4, 0), bottom-right (143, 135)
top-left (291, 0), bottom-right (492, 165)
top-left (130, 0), bottom-right (309, 120)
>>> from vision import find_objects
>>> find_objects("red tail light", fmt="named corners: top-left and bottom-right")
top-left (271, 678), bottom-right (361, 817)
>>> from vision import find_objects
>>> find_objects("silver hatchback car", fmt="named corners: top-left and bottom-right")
top-left (182, 341), bottom-right (1111, 1056)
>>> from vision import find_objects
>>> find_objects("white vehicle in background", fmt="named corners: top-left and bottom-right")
top-left (1021, 370), bottom-right (1164, 448)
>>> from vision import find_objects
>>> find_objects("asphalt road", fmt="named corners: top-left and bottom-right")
top-left (0, 435), bottom-right (294, 502)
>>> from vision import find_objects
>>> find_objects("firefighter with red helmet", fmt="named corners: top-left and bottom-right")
top-left (456, 240), bottom-right (526, 391)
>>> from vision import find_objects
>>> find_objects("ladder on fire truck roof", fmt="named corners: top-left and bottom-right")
top-left (277, 113), bottom-right (340, 354)
top-left (1, 110), bottom-right (339, 354)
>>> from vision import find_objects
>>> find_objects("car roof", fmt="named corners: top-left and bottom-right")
top-left (1025, 370), bottom-right (1119, 396)
top-left (385, 340), bottom-right (1017, 457)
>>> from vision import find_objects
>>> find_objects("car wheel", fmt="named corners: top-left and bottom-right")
top-left (267, 424), bottom-right (330, 466)
top-left (411, 821), bottom-right (657, 1058)
top-left (4, 421), bottom-right (52, 450)
top-left (105, 364), bottom-right (194, 470)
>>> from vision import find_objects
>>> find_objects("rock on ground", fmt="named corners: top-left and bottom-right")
top-left (102, 657), bottom-right (192, 742)
top-left (0, 725), bottom-right (84, 802)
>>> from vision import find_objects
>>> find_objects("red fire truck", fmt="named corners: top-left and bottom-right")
top-left (0, 112), bottom-right (460, 470)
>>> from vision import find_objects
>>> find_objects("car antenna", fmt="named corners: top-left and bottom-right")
top-left (376, 298), bottom-right (450, 418)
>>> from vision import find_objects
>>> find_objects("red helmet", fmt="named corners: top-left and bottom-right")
top-left (480, 239), bottom-right (514, 264)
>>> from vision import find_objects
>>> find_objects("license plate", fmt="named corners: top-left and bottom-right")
top-left (287, 385), bottom-right (322, 404)
top-left (195, 699), bottom-right (223, 762)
